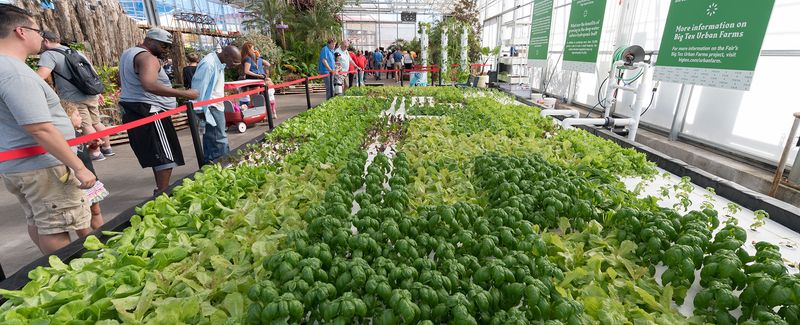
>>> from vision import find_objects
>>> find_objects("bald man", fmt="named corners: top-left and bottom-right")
top-left (191, 45), bottom-right (241, 163)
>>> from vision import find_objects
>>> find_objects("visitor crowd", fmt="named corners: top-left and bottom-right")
top-left (0, 4), bottom-right (279, 258)
top-left (0, 2), bottom-right (419, 263)
top-left (317, 41), bottom-right (419, 99)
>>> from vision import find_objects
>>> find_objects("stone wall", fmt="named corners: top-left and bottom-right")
top-left (12, 0), bottom-right (144, 67)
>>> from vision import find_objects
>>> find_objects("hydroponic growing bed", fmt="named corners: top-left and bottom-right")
top-left (0, 87), bottom-right (798, 324)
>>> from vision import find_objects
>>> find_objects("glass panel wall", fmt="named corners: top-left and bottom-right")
top-left (482, 0), bottom-right (800, 164)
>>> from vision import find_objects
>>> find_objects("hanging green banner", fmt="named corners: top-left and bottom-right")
top-left (527, 0), bottom-right (554, 67)
top-left (654, 0), bottom-right (775, 91)
top-left (562, 0), bottom-right (607, 73)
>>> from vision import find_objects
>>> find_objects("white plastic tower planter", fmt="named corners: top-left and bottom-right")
top-left (441, 26), bottom-right (448, 85)
top-left (461, 26), bottom-right (468, 71)
top-left (420, 25), bottom-right (429, 85)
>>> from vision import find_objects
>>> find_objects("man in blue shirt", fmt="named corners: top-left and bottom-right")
top-left (318, 39), bottom-right (336, 99)
top-left (372, 48), bottom-right (383, 80)
top-left (392, 49), bottom-right (404, 82)
top-left (191, 45), bottom-right (241, 163)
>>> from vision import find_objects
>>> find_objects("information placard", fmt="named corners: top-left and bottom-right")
top-left (527, 0), bottom-right (554, 67)
top-left (562, 0), bottom-right (607, 73)
top-left (654, 0), bottom-right (775, 91)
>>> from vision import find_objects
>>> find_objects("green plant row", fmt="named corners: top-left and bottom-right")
top-left (0, 96), bottom-right (386, 324)
top-left (0, 87), bottom-right (795, 324)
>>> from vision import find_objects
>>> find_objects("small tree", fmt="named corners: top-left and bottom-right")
top-left (479, 46), bottom-right (500, 75)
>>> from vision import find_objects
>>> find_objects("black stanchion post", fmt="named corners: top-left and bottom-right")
top-left (400, 68), bottom-right (404, 87)
top-left (263, 82), bottom-right (274, 131)
top-left (438, 68), bottom-right (443, 86)
top-left (325, 71), bottom-right (336, 100)
top-left (184, 102), bottom-right (205, 168)
top-left (304, 76), bottom-right (311, 110)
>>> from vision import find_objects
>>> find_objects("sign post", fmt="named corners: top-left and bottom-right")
top-left (562, 0), bottom-right (608, 73)
top-left (654, 0), bottom-right (776, 91)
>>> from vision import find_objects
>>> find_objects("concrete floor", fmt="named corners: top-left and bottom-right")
top-left (0, 90), bottom-right (326, 277)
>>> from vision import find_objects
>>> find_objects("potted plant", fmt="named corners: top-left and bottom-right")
top-left (477, 46), bottom-right (499, 88)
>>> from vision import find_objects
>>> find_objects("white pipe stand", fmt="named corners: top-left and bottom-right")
top-left (562, 61), bottom-right (650, 141)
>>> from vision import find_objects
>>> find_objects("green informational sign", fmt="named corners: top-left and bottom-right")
top-left (654, 0), bottom-right (775, 91)
top-left (527, 0), bottom-right (554, 67)
top-left (562, 0), bottom-right (607, 73)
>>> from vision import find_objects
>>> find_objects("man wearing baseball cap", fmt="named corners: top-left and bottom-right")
top-left (118, 28), bottom-right (198, 195)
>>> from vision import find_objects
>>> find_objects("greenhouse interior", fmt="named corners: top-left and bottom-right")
top-left (0, 0), bottom-right (799, 323)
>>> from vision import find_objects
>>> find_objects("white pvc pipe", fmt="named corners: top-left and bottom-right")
top-left (626, 65), bottom-right (650, 141)
top-left (610, 84), bottom-right (638, 92)
top-left (562, 117), bottom-right (634, 129)
top-left (603, 61), bottom-right (620, 118)
top-left (540, 109), bottom-right (580, 118)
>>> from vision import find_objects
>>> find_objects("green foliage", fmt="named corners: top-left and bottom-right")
top-left (1, 87), bottom-right (793, 325)
top-left (25, 56), bottom-right (38, 71)
top-left (0, 96), bottom-right (384, 324)
top-left (389, 38), bottom-right (421, 55)
top-left (68, 41), bottom-right (86, 52)
top-left (750, 210), bottom-right (770, 231)
top-left (427, 18), bottom-right (478, 68)
top-left (244, 0), bottom-right (344, 81)
top-left (479, 46), bottom-right (501, 74)
top-left (96, 65), bottom-right (120, 108)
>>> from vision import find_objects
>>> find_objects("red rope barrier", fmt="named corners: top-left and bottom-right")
top-left (363, 69), bottom-right (398, 73)
top-left (0, 65), bottom-right (437, 162)
top-left (307, 73), bottom-right (331, 81)
top-left (404, 69), bottom-right (440, 73)
top-left (0, 105), bottom-right (187, 162)
top-left (271, 78), bottom-right (306, 89)
top-left (195, 87), bottom-right (264, 107)
top-left (0, 86), bottom-right (267, 162)
top-left (223, 80), bottom-right (265, 90)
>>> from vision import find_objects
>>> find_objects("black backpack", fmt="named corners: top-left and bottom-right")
top-left (46, 48), bottom-right (105, 95)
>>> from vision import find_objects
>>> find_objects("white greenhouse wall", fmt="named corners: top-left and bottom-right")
top-left (479, 0), bottom-right (800, 164)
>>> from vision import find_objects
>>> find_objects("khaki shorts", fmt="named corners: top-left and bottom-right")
top-left (70, 97), bottom-right (101, 130)
top-left (3, 165), bottom-right (91, 235)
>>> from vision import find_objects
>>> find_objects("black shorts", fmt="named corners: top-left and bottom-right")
top-left (120, 102), bottom-right (185, 169)
top-left (404, 63), bottom-right (413, 69)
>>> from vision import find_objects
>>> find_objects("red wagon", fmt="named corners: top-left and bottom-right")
top-left (222, 80), bottom-right (269, 133)
top-left (223, 95), bottom-right (268, 133)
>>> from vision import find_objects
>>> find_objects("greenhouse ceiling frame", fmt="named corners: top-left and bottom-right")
top-left (342, 0), bottom-right (454, 15)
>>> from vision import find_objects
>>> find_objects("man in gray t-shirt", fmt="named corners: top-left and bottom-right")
top-left (0, 4), bottom-right (94, 254)
top-left (37, 32), bottom-right (115, 160)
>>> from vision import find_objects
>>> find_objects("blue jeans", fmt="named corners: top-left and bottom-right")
top-left (323, 75), bottom-right (333, 99)
top-left (202, 106), bottom-right (229, 163)
top-left (357, 71), bottom-right (365, 86)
